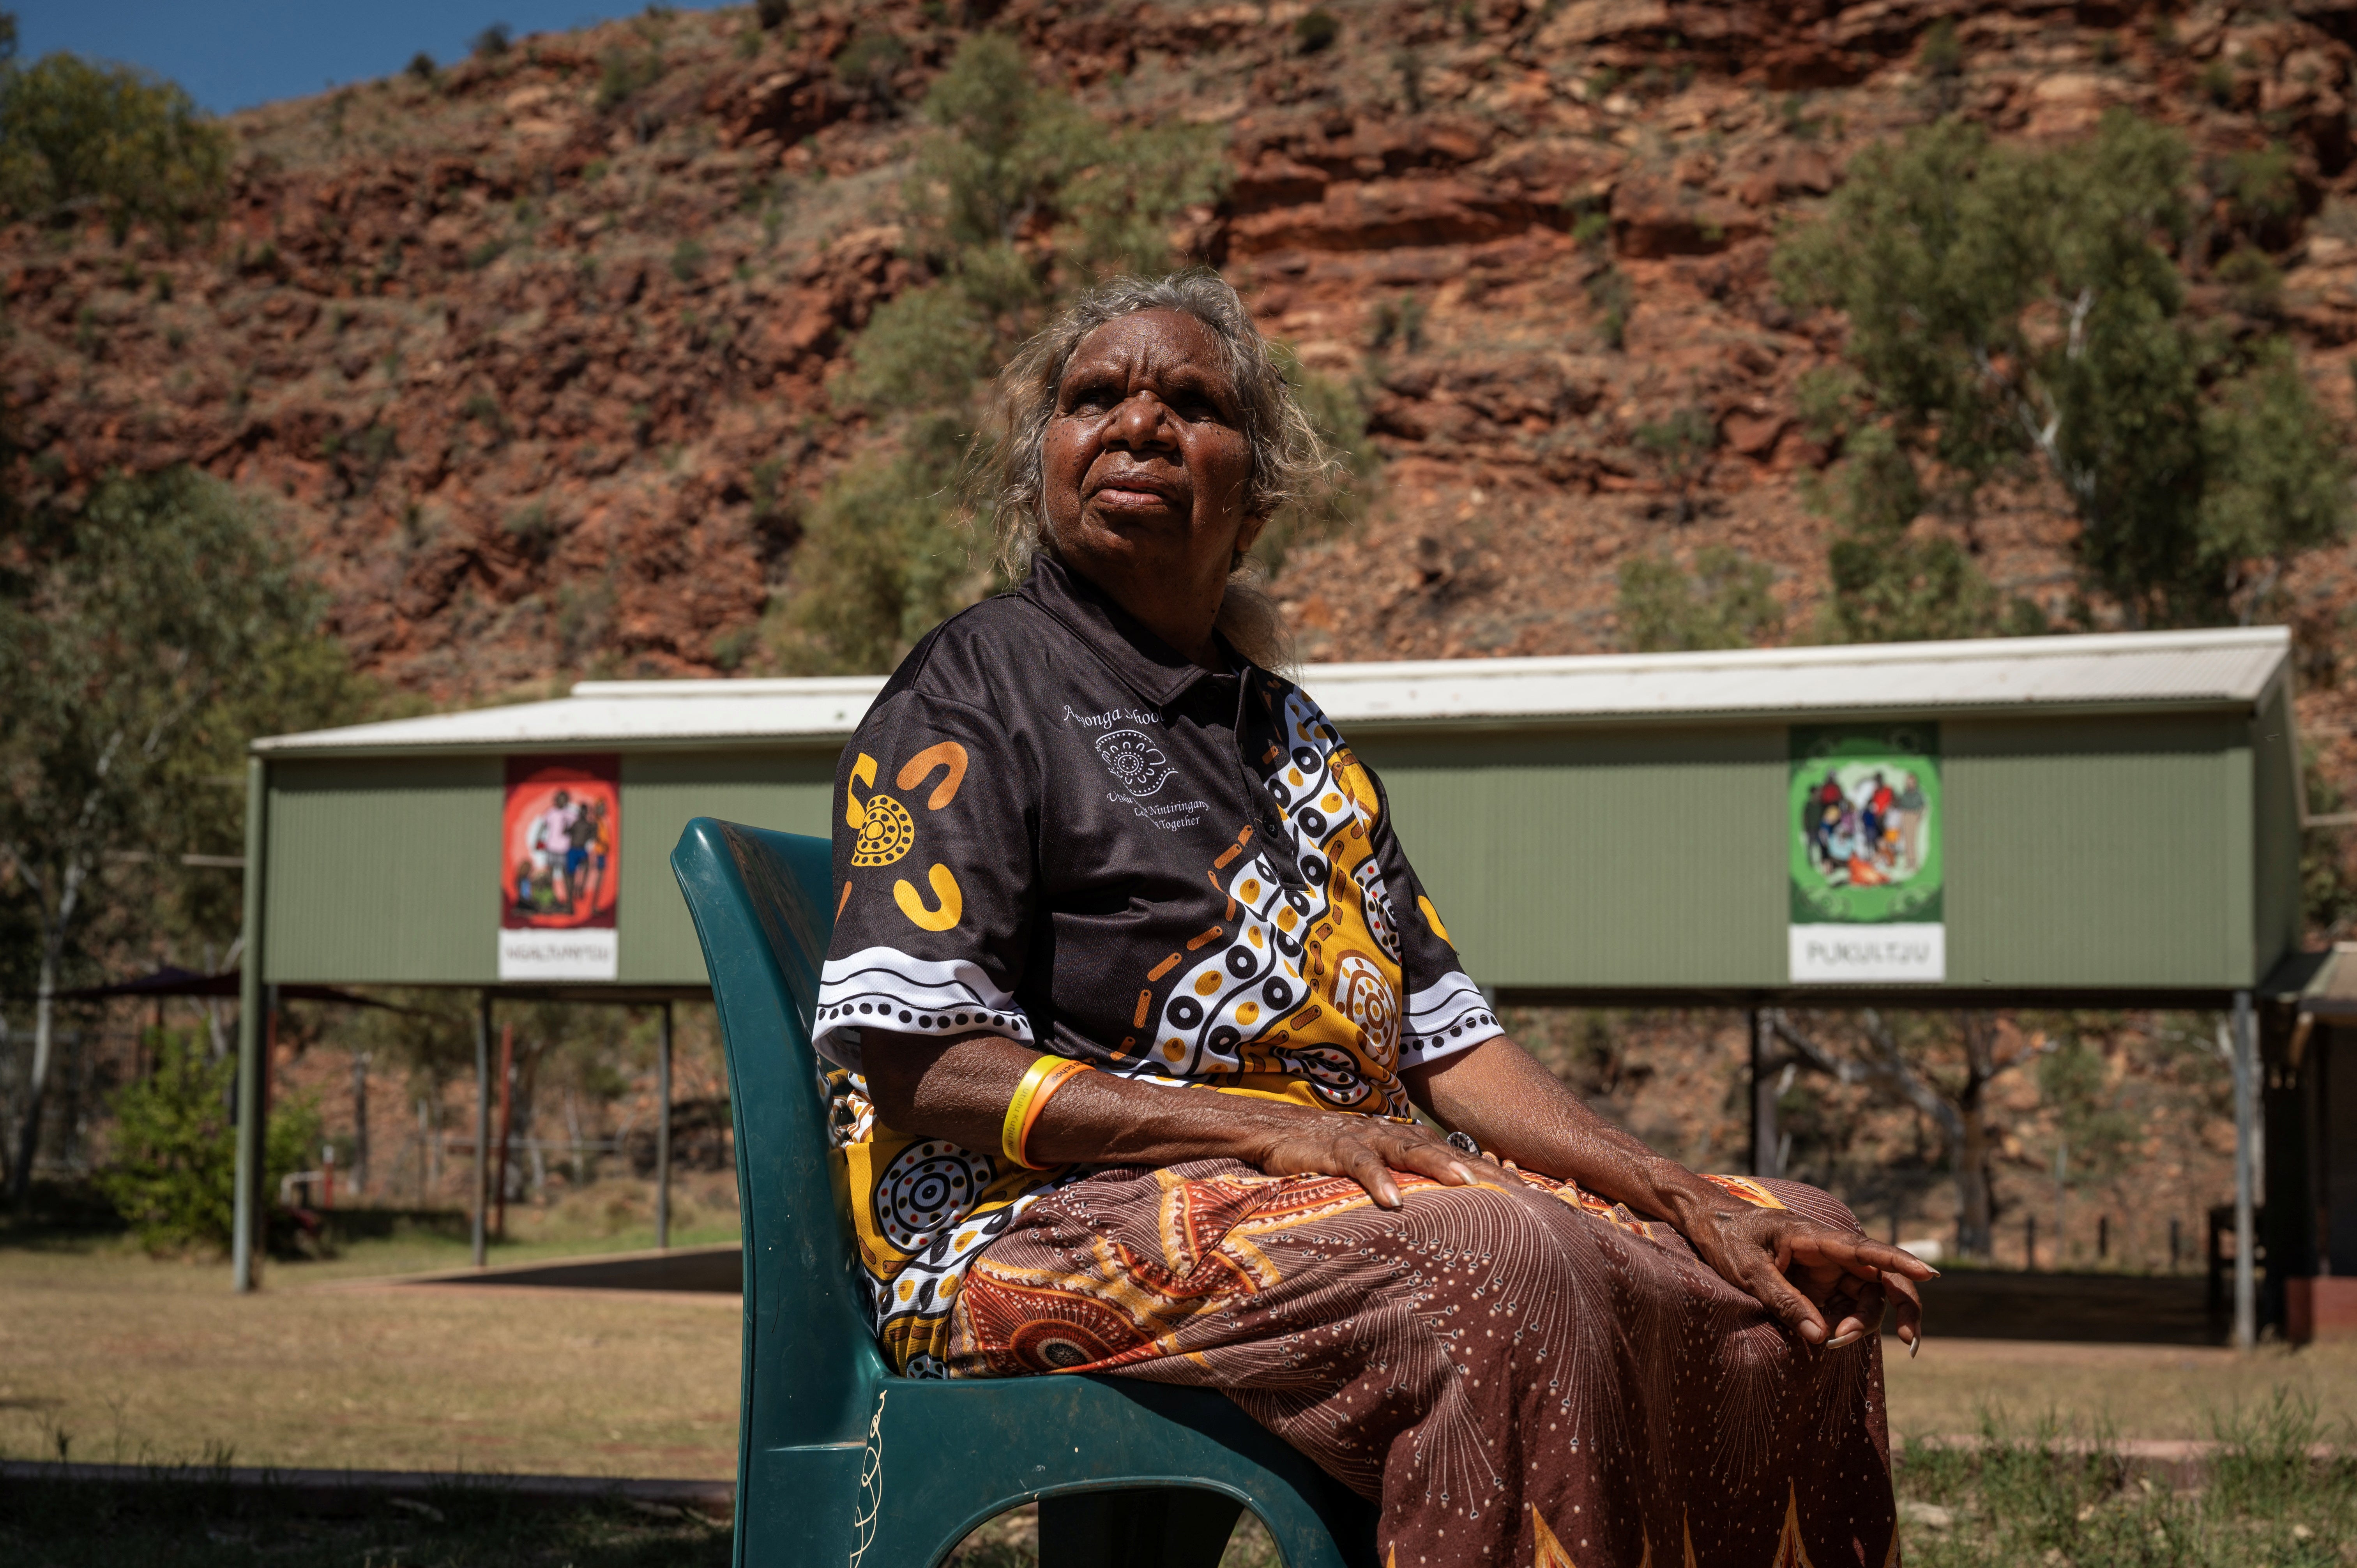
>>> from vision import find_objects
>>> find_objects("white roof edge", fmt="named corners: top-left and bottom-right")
top-left (568, 675), bottom-right (890, 698)
top-left (1296, 624), bottom-right (2290, 684)
top-left (254, 627), bottom-right (2293, 755)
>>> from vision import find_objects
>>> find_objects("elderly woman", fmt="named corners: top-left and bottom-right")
top-left (812, 270), bottom-right (1929, 1567)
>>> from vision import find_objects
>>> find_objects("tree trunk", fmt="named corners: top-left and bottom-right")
top-left (518, 1042), bottom-right (546, 1203)
top-left (493, 1022), bottom-right (516, 1233)
top-left (58, 1020), bottom-right (92, 1174)
top-left (1955, 1096), bottom-right (1993, 1258)
top-left (11, 946), bottom-right (59, 1208)
top-left (350, 1051), bottom-right (371, 1198)
top-left (1954, 1011), bottom-right (1998, 1259)
top-left (565, 1088), bottom-right (588, 1187)
top-left (203, 943), bottom-right (228, 1059)
top-left (12, 858), bottom-right (86, 1210)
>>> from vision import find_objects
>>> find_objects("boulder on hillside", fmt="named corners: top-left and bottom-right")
top-left (1611, 177), bottom-right (1760, 258)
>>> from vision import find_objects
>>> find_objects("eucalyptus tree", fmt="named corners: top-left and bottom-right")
top-left (1776, 111), bottom-right (2346, 634)
top-left (0, 470), bottom-right (363, 1205)
top-left (0, 16), bottom-right (230, 242)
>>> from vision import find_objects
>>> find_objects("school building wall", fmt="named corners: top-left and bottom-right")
top-left (260, 704), bottom-right (2300, 995)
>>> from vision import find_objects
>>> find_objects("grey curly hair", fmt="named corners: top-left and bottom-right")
top-left (966, 268), bottom-right (1330, 670)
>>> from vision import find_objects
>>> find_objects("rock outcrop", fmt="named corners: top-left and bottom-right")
top-left (5, 0), bottom-right (2356, 778)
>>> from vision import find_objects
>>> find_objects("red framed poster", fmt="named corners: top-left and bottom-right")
top-left (498, 754), bottom-right (619, 981)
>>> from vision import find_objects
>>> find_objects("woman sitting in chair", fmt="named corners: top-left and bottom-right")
top-left (812, 269), bottom-right (1929, 1568)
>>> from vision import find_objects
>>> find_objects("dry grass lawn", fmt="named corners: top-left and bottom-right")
top-left (6, 1228), bottom-right (2354, 1489)
top-left (1885, 1337), bottom-right (2357, 1443)
top-left (0, 1240), bottom-right (740, 1476)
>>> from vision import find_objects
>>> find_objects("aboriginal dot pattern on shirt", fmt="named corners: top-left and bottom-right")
top-left (812, 556), bottom-right (1500, 1374)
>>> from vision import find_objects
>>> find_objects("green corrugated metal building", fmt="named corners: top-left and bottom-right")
top-left (231, 626), bottom-right (2327, 1332)
top-left (245, 627), bottom-right (2306, 1005)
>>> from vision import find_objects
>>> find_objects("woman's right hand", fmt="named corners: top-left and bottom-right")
top-left (864, 1029), bottom-right (1481, 1204)
top-left (1251, 1115), bottom-right (1479, 1208)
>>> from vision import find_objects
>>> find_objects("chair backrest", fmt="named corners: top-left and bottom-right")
top-left (670, 818), bottom-right (887, 1451)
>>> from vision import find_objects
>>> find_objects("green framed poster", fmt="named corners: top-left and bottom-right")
top-left (1788, 724), bottom-right (1944, 983)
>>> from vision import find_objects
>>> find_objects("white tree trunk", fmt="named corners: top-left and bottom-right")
top-left (12, 936), bottom-right (60, 1204)
top-left (12, 856), bottom-right (86, 1204)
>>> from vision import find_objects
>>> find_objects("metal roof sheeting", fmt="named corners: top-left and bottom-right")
top-left (254, 625), bottom-right (2292, 755)
top-left (255, 676), bottom-right (890, 754)
top-left (1304, 625), bottom-right (2290, 729)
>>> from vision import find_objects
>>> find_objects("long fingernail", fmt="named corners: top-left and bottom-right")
top-left (1825, 1331), bottom-right (1862, 1349)
top-left (1909, 1335), bottom-right (1921, 1359)
top-left (1450, 1162), bottom-right (1472, 1183)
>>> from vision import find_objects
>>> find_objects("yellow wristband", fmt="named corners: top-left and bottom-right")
top-left (1001, 1055), bottom-right (1090, 1170)
top-left (1016, 1059), bottom-right (1092, 1167)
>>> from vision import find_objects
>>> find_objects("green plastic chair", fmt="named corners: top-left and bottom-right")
top-left (670, 818), bottom-right (1381, 1568)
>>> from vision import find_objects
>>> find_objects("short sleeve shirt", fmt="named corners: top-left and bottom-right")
top-left (814, 553), bottom-right (1502, 1375)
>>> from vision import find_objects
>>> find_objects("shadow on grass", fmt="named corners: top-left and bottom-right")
top-left (1899, 1393), bottom-right (2357, 1567)
top-left (0, 1181), bottom-right (130, 1252)
top-left (0, 1471), bottom-right (731, 1568)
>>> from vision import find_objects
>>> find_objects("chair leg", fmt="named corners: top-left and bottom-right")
top-left (1039, 1487), bottom-right (1247, 1568)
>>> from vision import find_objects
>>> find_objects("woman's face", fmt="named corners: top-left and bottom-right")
top-left (1039, 309), bottom-right (1264, 627)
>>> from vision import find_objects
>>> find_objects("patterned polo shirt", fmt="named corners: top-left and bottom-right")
top-left (811, 553), bottom-right (1503, 1375)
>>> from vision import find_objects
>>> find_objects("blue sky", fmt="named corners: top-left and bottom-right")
top-left (13, 1), bottom-right (725, 114)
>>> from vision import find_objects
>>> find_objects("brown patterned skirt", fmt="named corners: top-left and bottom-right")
top-left (948, 1160), bottom-right (1896, 1568)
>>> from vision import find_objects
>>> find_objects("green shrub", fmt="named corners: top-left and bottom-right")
top-left (1617, 545), bottom-right (1781, 652)
top-left (1794, 364), bottom-right (1862, 445)
top-left (1257, 345), bottom-right (1374, 575)
top-left (97, 1030), bottom-right (322, 1254)
top-left (96, 1031), bottom-right (234, 1251)
top-left (596, 48), bottom-right (662, 110)
top-left (1920, 18), bottom-right (1961, 79)
top-left (1369, 293), bottom-right (1426, 353)
top-left (0, 50), bottom-right (229, 241)
top-left (765, 446), bottom-right (981, 675)
top-left (836, 29), bottom-right (908, 106)
top-left (1808, 427), bottom-right (2000, 643)
top-left (2216, 244), bottom-right (2282, 314)
top-left (1586, 264), bottom-right (1632, 349)
top-left (503, 501), bottom-right (560, 559)
top-left (1633, 406), bottom-right (1717, 523)
top-left (2216, 140), bottom-right (2299, 237)
top-left (749, 454), bottom-right (788, 523)
top-left (2200, 57), bottom-right (2236, 106)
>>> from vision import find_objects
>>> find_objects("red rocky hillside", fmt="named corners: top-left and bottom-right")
top-left (8, 0), bottom-right (2357, 796)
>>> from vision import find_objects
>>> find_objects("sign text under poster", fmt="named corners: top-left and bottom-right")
top-left (500, 754), bottom-right (619, 981)
top-left (1788, 724), bottom-right (1944, 984)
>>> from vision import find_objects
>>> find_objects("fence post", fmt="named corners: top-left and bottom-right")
top-left (231, 757), bottom-right (269, 1294)
top-left (2233, 990), bottom-right (2258, 1351)
top-left (656, 1000), bottom-right (673, 1252)
top-left (472, 991), bottom-right (492, 1268)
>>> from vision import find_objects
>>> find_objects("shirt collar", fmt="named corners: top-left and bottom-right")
top-left (1018, 550), bottom-right (1225, 710)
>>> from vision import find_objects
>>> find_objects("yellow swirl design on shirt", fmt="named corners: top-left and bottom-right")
top-left (894, 863), bottom-right (963, 931)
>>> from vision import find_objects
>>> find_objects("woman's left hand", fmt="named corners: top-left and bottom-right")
top-left (1673, 1200), bottom-right (1931, 1354)
top-left (1408, 1037), bottom-right (1932, 1354)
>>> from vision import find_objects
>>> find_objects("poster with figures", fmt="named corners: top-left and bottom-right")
top-left (499, 754), bottom-right (620, 981)
top-left (1787, 725), bottom-right (1944, 983)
